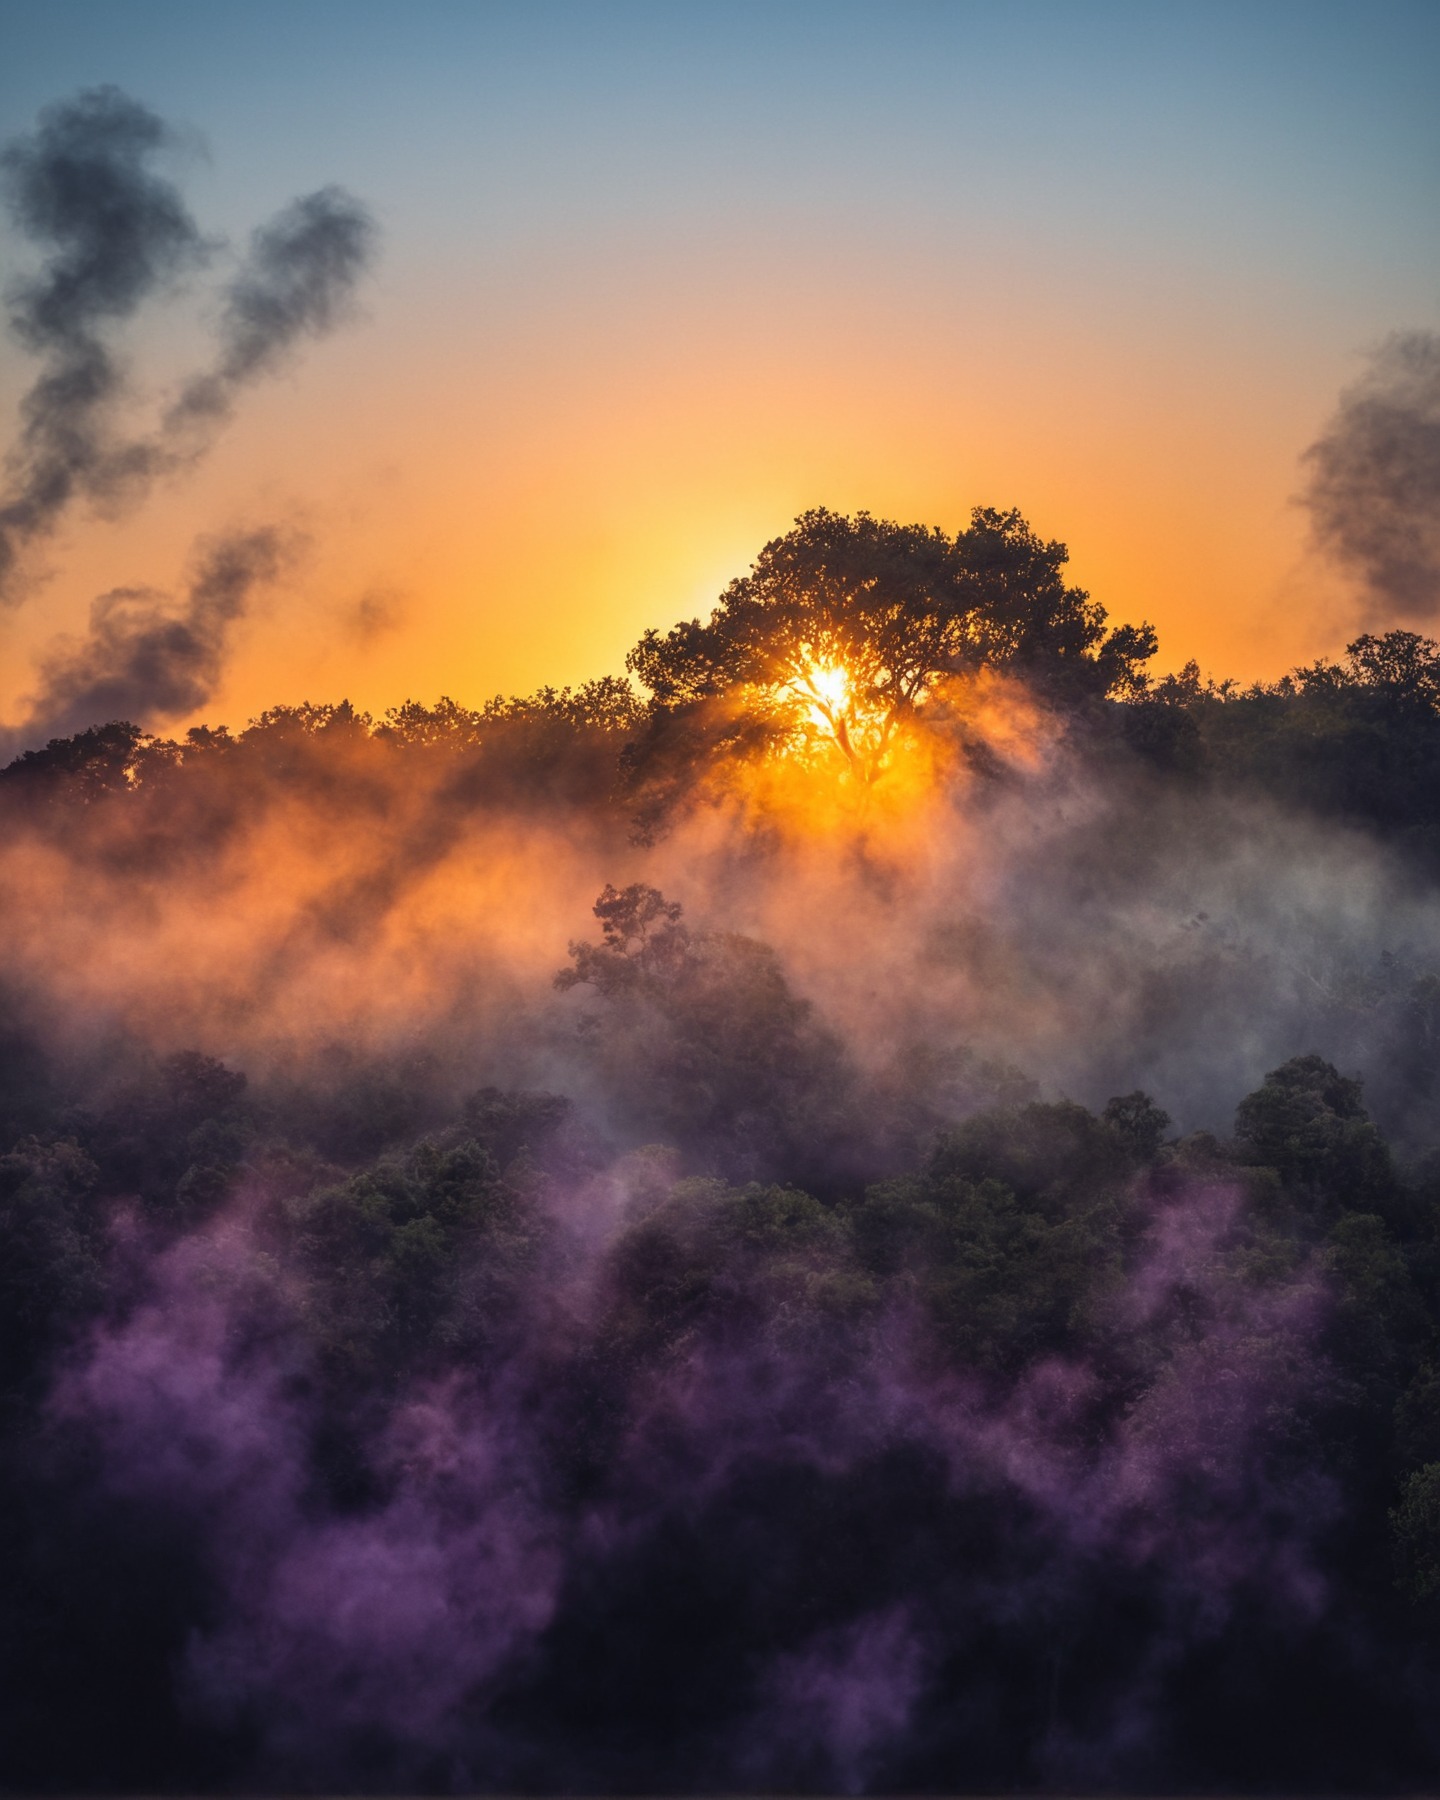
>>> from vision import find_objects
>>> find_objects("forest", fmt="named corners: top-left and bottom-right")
top-left (6, 505), bottom-right (1440, 1792)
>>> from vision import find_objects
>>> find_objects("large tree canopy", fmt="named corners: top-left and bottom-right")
top-left (626, 506), bottom-right (1157, 782)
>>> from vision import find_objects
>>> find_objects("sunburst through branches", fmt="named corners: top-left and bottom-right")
top-left (778, 649), bottom-right (903, 783)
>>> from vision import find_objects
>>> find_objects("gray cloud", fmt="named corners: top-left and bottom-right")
top-left (0, 526), bottom-right (290, 757)
top-left (0, 86), bottom-right (206, 597)
top-left (1304, 329), bottom-right (1440, 624)
top-left (165, 186), bottom-right (377, 440)
top-left (0, 90), bottom-right (378, 602)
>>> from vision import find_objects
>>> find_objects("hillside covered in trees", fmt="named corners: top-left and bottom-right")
top-left (6, 508), bottom-right (1440, 1791)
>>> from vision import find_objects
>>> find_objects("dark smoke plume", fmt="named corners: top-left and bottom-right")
top-left (0, 526), bottom-right (289, 756)
top-left (164, 186), bottom-right (377, 440)
top-left (1304, 329), bottom-right (1440, 623)
top-left (0, 88), bottom-right (377, 601)
top-left (0, 87), bottom-right (206, 596)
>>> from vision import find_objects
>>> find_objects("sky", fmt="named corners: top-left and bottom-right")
top-left (0, 0), bottom-right (1437, 736)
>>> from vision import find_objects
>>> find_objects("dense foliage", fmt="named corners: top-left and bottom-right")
top-left (7, 511), bottom-right (1440, 1790)
top-left (4, 1018), bottom-right (1440, 1789)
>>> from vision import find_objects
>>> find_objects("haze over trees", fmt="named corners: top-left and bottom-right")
top-left (6, 507), bottom-right (1440, 1791)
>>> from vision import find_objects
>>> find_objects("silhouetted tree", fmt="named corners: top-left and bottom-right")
top-left (1235, 1053), bottom-right (1398, 1219)
top-left (557, 884), bottom-right (853, 1181)
top-left (626, 506), bottom-right (1156, 788)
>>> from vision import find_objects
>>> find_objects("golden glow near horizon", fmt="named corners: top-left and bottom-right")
top-left (0, 363), bottom-right (1349, 745)
top-left (0, 173), bottom-right (1386, 750)
top-left (0, 3), bottom-right (1435, 753)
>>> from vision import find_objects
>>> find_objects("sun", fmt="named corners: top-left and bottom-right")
top-left (771, 648), bottom-right (897, 783)
top-left (798, 659), bottom-right (851, 731)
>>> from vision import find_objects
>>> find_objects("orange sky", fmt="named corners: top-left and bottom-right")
top-left (0, 251), bottom-right (1365, 733)
top-left (1, 1), bottom-right (1434, 740)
